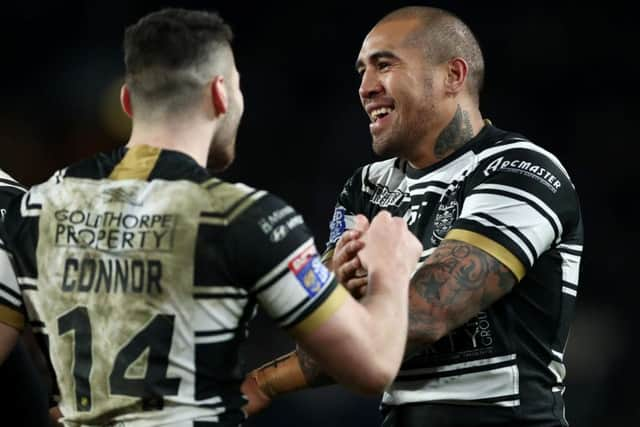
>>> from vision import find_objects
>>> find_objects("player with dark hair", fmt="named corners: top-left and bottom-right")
top-left (242, 6), bottom-right (583, 427)
top-left (0, 8), bottom-right (421, 426)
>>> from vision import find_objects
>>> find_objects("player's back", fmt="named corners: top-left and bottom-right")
top-left (5, 145), bottom-right (273, 426)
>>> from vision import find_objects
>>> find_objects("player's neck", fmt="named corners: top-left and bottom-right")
top-left (126, 118), bottom-right (213, 167)
top-left (408, 105), bottom-right (484, 170)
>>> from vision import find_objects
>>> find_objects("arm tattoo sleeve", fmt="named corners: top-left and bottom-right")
top-left (407, 239), bottom-right (516, 348)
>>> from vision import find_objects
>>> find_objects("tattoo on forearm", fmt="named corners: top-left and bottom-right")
top-left (407, 239), bottom-right (515, 347)
top-left (297, 347), bottom-right (335, 387)
top-left (434, 105), bottom-right (474, 159)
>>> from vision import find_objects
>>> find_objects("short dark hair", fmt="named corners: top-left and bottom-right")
top-left (381, 7), bottom-right (485, 104)
top-left (124, 8), bottom-right (234, 115)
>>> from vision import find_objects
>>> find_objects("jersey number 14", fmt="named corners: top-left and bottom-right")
top-left (58, 306), bottom-right (181, 411)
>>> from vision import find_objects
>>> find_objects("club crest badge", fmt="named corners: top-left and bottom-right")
top-left (431, 199), bottom-right (459, 244)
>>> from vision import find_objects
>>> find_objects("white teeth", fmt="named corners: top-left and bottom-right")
top-left (370, 107), bottom-right (393, 121)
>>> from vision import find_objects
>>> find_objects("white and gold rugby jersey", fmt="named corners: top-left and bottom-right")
top-left (325, 124), bottom-right (583, 427)
top-left (0, 146), bottom-right (345, 426)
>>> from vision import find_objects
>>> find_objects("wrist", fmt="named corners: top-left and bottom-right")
top-left (249, 351), bottom-right (308, 398)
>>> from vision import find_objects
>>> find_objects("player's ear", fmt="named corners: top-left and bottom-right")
top-left (120, 84), bottom-right (133, 118)
top-left (210, 76), bottom-right (228, 117)
top-left (444, 57), bottom-right (468, 95)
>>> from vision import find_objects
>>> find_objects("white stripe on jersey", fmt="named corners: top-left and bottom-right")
top-left (561, 252), bottom-right (581, 287)
top-left (0, 249), bottom-right (20, 307)
top-left (464, 213), bottom-right (535, 267)
top-left (473, 183), bottom-right (563, 244)
top-left (551, 349), bottom-right (564, 361)
top-left (384, 355), bottom-right (520, 407)
top-left (0, 182), bottom-right (26, 193)
top-left (548, 359), bottom-right (566, 383)
top-left (397, 354), bottom-right (516, 376)
top-left (17, 276), bottom-right (37, 287)
top-left (562, 287), bottom-right (577, 297)
top-left (478, 140), bottom-right (571, 179)
top-left (20, 191), bottom-right (42, 217)
top-left (192, 297), bottom-right (248, 330)
top-left (409, 186), bottom-right (446, 196)
top-left (557, 243), bottom-right (583, 252)
top-left (194, 332), bottom-right (235, 344)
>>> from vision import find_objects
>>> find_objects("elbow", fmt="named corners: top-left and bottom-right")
top-left (349, 359), bottom-right (397, 395)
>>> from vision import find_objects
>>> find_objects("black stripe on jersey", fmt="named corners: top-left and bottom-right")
top-left (193, 224), bottom-right (235, 288)
top-left (0, 282), bottom-right (21, 301)
top-left (30, 320), bottom-right (45, 328)
top-left (0, 295), bottom-right (20, 311)
top-left (193, 293), bottom-right (248, 299)
top-left (453, 218), bottom-right (533, 269)
top-left (200, 190), bottom-right (259, 219)
top-left (473, 212), bottom-right (538, 260)
top-left (251, 266), bottom-right (289, 295)
top-left (471, 393), bottom-right (520, 404)
top-left (195, 330), bottom-right (236, 338)
top-left (193, 422), bottom-right (217, 427)
top-left (396, 359), bottom-right (517, 382)
top-left (0, 178), bottom-right (27, 191)
top-left (409, 180), bottom-right (449, 191)
top-left (471, 187), bottom-right (560, 243)
top-left (18, 284), bottom-right (37, 291)
top-left (203, 179), bottom-right (224, 190)
top-left (24, 192), bottom-right (42, 210)
top-left (275, 297), bottom-right (309, 325)
top-left (562, 281), bottom-right (578, 291)
top-left (281, 277), bottom-right (339, 329)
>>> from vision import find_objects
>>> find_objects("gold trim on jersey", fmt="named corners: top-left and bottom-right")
top-left (109, 145), bottom-right (162, 181)
top-left (321, 248), bottom-right (335, 265)
top-left (289, 284), bottom-right (348, 336)
top-left (445, 229), bottom-right (526, 281)
top-left (199, 183), bottom-right (267, 226)
top-left (0, 306), bottom-right (24, 330)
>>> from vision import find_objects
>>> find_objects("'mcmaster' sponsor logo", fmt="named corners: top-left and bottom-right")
top-left (483, 156), bottom-right (561, 193)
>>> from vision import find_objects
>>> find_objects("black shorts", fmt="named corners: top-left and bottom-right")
top-left (382, 403), bottom-right (565, 427)
top-left (0, 341), bottom-right (50, 427)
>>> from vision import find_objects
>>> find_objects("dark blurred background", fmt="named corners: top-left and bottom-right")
top-left (0, 1), bottom-right (633, 426)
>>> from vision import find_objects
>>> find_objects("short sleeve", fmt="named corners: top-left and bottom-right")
top-left (447, 145), bottom-right (580, 280)
top-left (225, 193), bottom-right (347, 335)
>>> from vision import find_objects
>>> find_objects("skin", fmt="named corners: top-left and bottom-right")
top-left (297, 16), bottom-right (516, 384)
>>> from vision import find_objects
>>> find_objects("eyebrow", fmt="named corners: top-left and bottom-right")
top-left (355, 50), bottom-right (400, 71)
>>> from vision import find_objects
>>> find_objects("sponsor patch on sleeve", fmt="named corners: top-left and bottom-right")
top-left (288, 246), bottom-right (331, 297)
top-left (328, 206), bottom-right (347, 245)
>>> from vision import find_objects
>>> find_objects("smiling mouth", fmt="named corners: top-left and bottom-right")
top-left (370, 106), bottom-right (394, 122)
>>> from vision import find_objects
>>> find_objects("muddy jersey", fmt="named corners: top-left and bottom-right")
top-left (325, 124), bottom-right (583, 425)
top-left (0, 146), bottom-right (344, 427)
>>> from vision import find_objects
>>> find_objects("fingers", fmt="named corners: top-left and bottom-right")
top-left (343, 276), bottom-right (368, 299)
top-left (353, 214), bottom-right (370, 233)
top-left (335, 249), bottom-right (364, 283)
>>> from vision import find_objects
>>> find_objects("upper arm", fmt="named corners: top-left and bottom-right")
top-left (409, 144), bottom-right (579, 342)
top-left (409, 239), bottom-right (516, 342)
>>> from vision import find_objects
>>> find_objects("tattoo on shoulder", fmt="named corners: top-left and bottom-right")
top-left (408, 239), bottom-right (516, 343)
top-left (434, 105), bottom-right (474, 159)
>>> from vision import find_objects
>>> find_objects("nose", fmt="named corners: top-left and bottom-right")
top-left (358, 68), bottom-right (383, 101)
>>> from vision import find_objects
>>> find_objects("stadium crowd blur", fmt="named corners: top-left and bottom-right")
top-left (0, 1), bottom-right (632, 426)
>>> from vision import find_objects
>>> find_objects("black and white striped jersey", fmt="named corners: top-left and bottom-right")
top-left (325, 123), bottom-right (582, 425)
top-left (0, 145), bottom-right (345, 427)
top-left (0, 169), bottom-right (26, 330)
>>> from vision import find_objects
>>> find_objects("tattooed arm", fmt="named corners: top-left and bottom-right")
top-left (407, 239), bottom-right (516, 350)
top-left (298, 238), bottom-right (516, 385)
top-left (241, 238), bottom-right (517, 408)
